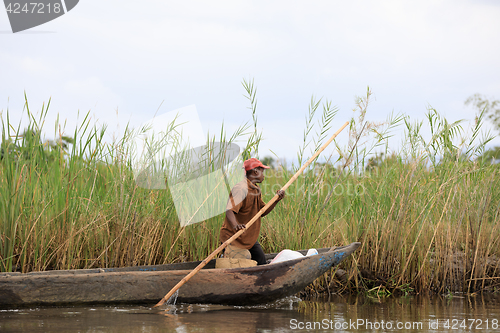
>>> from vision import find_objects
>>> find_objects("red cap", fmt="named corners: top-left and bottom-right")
top-left (243, 158), bottom-right (270, 171)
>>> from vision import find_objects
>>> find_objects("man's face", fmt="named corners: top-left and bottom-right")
top-left (253, 167), bottom-right (265, 183)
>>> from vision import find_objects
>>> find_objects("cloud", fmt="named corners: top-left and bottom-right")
top-left (64, 76), bottom-right (117, 98)
top-left (2, 0), bottom-right (500, 159)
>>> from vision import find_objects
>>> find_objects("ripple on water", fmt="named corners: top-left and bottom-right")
top-left (1, 294), bottom-right (500, 332)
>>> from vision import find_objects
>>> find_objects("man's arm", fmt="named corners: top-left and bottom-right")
top-left (226, 209), bottom-right (246, 231)
top-left (226, 190), bottom-right (285, 228)
top-left (262, 190), bottom-right (285, 217)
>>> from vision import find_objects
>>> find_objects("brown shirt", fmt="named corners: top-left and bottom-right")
top-left (219, 178), bottom-right (266, 249)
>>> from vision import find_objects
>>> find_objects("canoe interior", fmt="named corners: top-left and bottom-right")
top-left (0, 247), bottom-right (336, 277)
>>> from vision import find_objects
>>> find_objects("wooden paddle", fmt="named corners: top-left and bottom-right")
top-left (154, 120), bottom-right (349, 307)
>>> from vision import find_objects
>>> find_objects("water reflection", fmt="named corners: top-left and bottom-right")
top-left (1, 294), bottom-right (500, 332)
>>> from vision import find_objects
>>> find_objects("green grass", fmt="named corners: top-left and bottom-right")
top-left (1, 88), bottom-right (499, 296)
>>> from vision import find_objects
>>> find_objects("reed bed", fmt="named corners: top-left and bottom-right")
top-left (1, 89), bottom-right (499, 296)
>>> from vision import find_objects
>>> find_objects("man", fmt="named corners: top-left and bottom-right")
top-left (219, 158), bottom-right (285, 265)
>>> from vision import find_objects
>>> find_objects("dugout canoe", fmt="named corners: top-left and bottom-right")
top-left (0, 242), bottom-right (360, 308)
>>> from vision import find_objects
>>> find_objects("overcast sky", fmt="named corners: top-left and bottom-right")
top-left (1, 0), bottom-right (499, 162)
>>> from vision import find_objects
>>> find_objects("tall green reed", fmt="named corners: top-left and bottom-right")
top-left (1, 86), bottom-right (499, 295)
top-left (258, 97), bottom-right (499, 294)
top-left (0, 92), bottom-right (258, 272)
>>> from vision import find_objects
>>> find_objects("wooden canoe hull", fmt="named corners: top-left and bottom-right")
top-left (0, 242), bottom-right (360, 307)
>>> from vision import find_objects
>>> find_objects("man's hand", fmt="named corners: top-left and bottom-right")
top-left (276, 190), bottom-right (285, 201)
top-left (233, 223), bottom-right (246, 231)
top-left (227, 210), bottom-right (246, 232)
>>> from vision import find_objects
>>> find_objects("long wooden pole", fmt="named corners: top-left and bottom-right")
top-left (154, 121), bottom-right (349, 307)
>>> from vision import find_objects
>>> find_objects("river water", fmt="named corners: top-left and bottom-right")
top-left (1, 294), bottom-right (500, 332)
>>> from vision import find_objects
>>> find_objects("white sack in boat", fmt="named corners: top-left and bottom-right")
top-left (270, 248), bottom-right (318, 264)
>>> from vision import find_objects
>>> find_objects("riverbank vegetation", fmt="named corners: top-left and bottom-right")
top-left (1, 88), bottom-right (499, 295)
